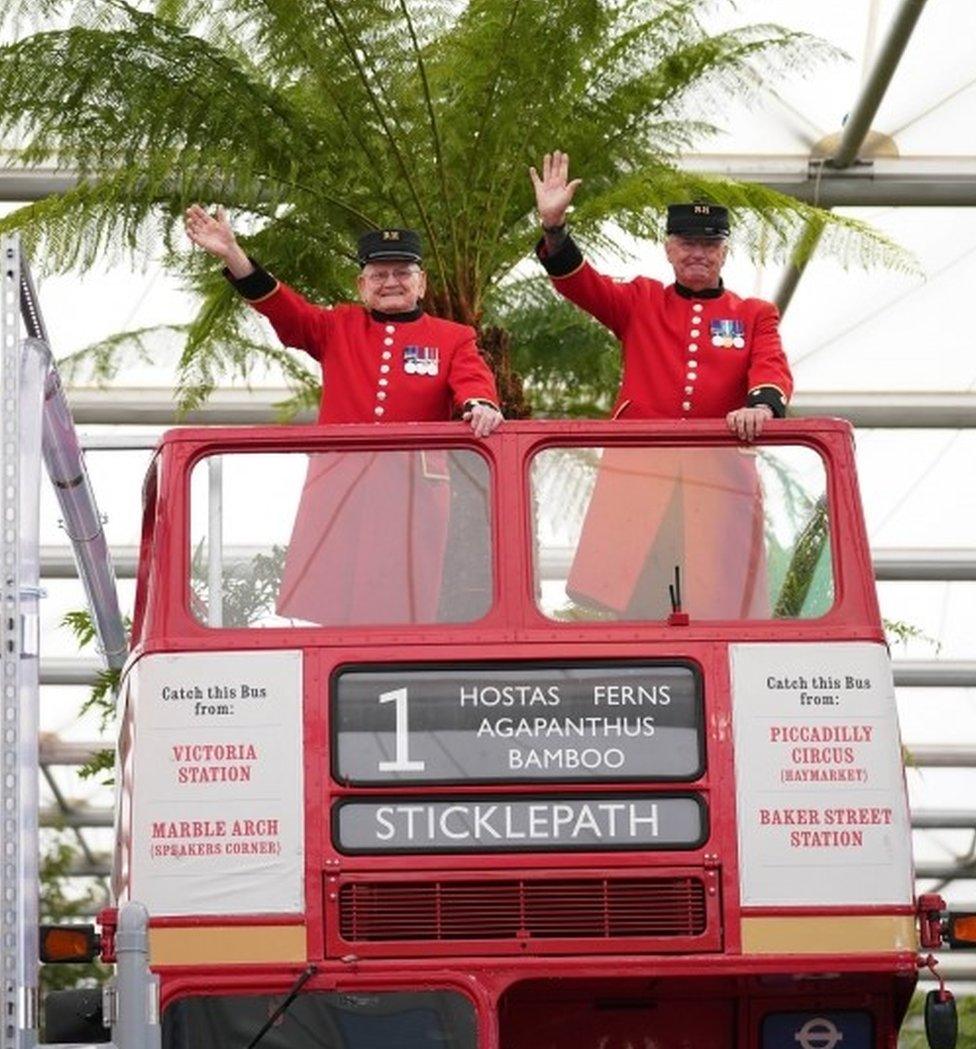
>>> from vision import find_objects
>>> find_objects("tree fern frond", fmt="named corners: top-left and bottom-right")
top-left (571, 28), bottom-right (842, 175)
top-left (174, 259), bottom-right (323, 412)
top-left (3, 0), bottom-right (914, 415)
top-left (0, 13), bottom-right (315, 187)
top-left (570, 165), bottom-right (918, 274)
top-left (56, 324), bottom-right (183, 384)
top-left (0, 175), bottom-right (168, 270)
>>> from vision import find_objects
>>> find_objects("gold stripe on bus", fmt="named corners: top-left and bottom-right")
top-left (741, 915), bottom-right (917, 955)
top-left (149, 925), bottom-right (306, 965)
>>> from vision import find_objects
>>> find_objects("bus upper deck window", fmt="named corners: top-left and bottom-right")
top-left (188, 447), bottom-right (493, 628)
top-left (530, 444), bottom-right (833, 622)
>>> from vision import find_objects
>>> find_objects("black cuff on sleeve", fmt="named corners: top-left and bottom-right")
top-left (746, 385), bottom-right (787, 418)
top-left (222, 257), bottom-right (278, 300)
top-left (535, 233), bottom-right (585, 278)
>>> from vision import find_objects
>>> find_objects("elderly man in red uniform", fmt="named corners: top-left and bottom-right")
top-left (529, 152), bottom-right (794, 620)
top-left (185, 205), bottom-right (502, 624)
top-left (185, 204), bottom-right (502, 433)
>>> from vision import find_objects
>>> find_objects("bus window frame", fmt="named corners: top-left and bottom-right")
top-left (129, 419), bottom-right (881, 655)
top-left (516, 425), bottom-right (858, 634)
top-left (179, 429), bottom-right (506, 637)
top-left (130, 452), bottom-right (160, 645)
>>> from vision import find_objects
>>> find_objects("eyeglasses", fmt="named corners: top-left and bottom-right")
top-left (363, 265), bottom-right (421, 284)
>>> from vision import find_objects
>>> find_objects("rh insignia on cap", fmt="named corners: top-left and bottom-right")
top-left (693, 205), bottom-right (711, 214)
top-left (357, 227), bottom-right (422, 264)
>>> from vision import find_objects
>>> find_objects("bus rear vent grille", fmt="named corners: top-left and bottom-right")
top-left (338, 877), bottom-right (707, 942)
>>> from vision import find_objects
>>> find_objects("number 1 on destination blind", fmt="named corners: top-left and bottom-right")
top-left (377, 687), bottom-right (427, 772)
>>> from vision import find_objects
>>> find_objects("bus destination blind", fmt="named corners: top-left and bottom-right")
top-left (332, 663), bottom-right (702, 784)
top-left (335, 794), bottom-right (705, 853)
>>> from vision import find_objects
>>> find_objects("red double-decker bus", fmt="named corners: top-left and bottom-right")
top-left (109, 418), bottom-right (935, 1049)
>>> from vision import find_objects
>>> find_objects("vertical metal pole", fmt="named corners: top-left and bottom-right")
top-left (1, 235), bottom-right (38, 1049)
top-left (21, 254), bottom-right (127, 670)
top-left (112, 903), bottom-right (161, 1049)
top-left (207, 456), bottom-right (223, 627)
top-left (0, 235), bottom-right (20, 1049)
top-left (37, 349), bottom-right (128, 669)
top-left (15, 345), bottom-right (44, 1049)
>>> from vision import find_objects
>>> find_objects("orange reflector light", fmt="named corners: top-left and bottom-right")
top-left (947, 913), bottom-right (976, 950)
top-left (39, 925), bottom-right (100, 963)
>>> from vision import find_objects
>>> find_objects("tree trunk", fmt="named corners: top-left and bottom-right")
top-left (423, 286), bottom-right (531, 419)
top-left (477, 324), bottom-right (532, 419)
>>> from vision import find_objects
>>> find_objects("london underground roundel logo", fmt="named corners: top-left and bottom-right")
top-left (794, 1017), bottom-right (843, 1049)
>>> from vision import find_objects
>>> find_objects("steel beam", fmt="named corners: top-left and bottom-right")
top-left (41, 545), bottom-right (138, 579)
top-left (791, 392), bottom-right (976, 428)
top-left (680, 154), bottom-right (976, 207)
top-left (911, 810), bottom-right (976, 829)
top-left (38, 656), bottom-right (976, 689)
top-left (13, 156), bottom-right (976, 209)
top-left (79, 433), bottom-right (160, 451)
top-left (60, 388), bottom-right (976, 427)
top-left (894, 662), bottom-right (976, 688)
top-left (920, 958), bottom-right (976, 980)
top-left (830, 0), bottom-right (928, 169)
top-left (762, 175), bottom-right (976, 207)
top-left (773, 217), bottom-right (825, 315)
top-left (39, 543), bottom-right (976, 583)
top-left (38, 739), bottom-right (105, 765)
top-left (0, 170), bottom-right (77, 201)
top-left (40, 658), bottom-right (104, 686)
top-left (906, 745), bottom-right (976, 767)
top-left (873, 549), bottom-right (976, 581)
top-left (39, 807), bottom-right (112, 828)
top-left (66, 387), bottom-right (310, 425)
top-left (686, 155), bottom-right (976, 178)
top-left (915, 861), bottom-right (976, 880)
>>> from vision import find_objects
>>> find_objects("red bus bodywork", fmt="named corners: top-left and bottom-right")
top-left (115, 419), bottom-right (919, 1049)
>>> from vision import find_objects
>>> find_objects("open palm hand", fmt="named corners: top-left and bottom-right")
top-left (529, 151), bottom-right (582, 228)
top-left (185, 204), bottom-right (237, 259)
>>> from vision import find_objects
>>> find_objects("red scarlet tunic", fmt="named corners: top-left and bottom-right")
top-left (536, 236), bottom-right (792, 420)
top-left (243, 280), bottom-right (499, 422)
top-left (536, 235), bottom-right (793, 620)
top-left (227, 264), bottom-right (499, 625)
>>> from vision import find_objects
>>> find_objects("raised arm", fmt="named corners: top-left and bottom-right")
top-left (185, 204), bottom-right (254, 279)
top-left (186, 203), bottom-right (331, 357)
top-left (530, 151), bottom-right (640, 338)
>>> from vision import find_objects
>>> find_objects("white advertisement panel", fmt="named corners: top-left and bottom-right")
top-left (730, 642), bottom-right (913, 906)
top-left (128, 650), bottom-right (304, 916)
